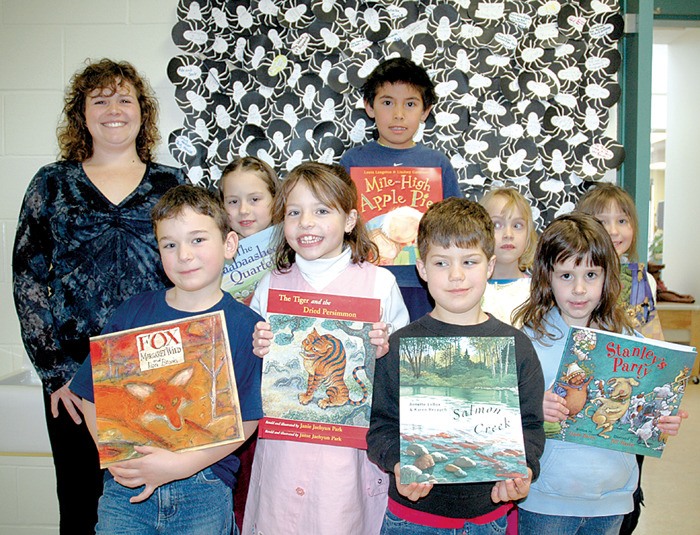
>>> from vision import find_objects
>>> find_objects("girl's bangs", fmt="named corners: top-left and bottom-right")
top-left (554, 239), bottom-right (608, 270)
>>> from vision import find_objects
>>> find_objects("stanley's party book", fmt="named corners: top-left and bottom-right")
top-left (547, 326), bottom-right (696, 457)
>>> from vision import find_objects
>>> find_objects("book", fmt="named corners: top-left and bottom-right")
top-left (89, 311), bottom-right (243, 467)
top-left (221, 225), bottom-right (275, 305)
top-left (350, 167), bottom-right (442, 265)
top-left (399, 336), bottom-right (527, 484)
top-left (548, 326), bottom-right (697, 457)
top-left (259, 289), bottom-right (381, 449)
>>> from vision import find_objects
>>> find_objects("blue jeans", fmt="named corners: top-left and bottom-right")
top-left (96, 468), bottom-right (234, 534)
top-left (518, 509), bottom-right (623, 535)
top-left (380, 509), bottom-right (507, 535)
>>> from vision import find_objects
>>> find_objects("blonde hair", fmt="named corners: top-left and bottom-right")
top-left (219, 156), bottom-right (280, 199)
top-left (576, 183), bottom-right (639, 261)
top-left (480, 187), bottom-right (537, 271)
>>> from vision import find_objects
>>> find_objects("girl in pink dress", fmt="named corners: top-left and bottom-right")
top-left (243, 162), bottom-right (409, 534)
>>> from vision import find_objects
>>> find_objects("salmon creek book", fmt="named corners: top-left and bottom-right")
top-left (350, 167), bottom-right (442, 266)
top-left (259, 289), bottom-right (380, 449)
top-left (548, 326), bottom-right (697, 458)
top-left (399, 336), bottom-right (527, 484)
top-left (89, 311), bottom-right (243, 467)
top-left (221, 225), bottom-right (275, 306)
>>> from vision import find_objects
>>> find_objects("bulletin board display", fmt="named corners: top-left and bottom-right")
top-left (168, 0), bottom-right (624, 228)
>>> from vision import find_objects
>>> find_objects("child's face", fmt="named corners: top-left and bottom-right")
top-left (416, 243), bottom-right (495, 325)
top-left (221, 170), bottom-right (274, 238)
top-left (550, 256), bottom-right (605, 327)
top-left (364, 82), bottom-right (431, 149)
top-left (84, 81), bottom-right (141, 153)
top-left (593, 201), bottom-right (634, 257)
top-left (283, 180), bottom-right (357, 262)
top-left (485, 197), bottom-right (528, 271)
top-left (156, 207), bottom-right (238, 299)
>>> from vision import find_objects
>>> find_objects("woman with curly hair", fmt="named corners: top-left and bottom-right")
top-left (12, 58), bottom-right (185, 534)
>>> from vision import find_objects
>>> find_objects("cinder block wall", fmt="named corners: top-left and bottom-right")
top-left (0, 0), bottom-right (182, 377)
top-left (0, 3), bottom-right (181, 532)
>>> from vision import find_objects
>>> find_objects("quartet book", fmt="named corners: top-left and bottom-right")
top-left (399, 336), bottom-right (527, 484)
top-left (259, 289), bottom-right (380, 449)
top-left (350, 167), bottom-right (442, 265)
top-left (89, 311), bottom-right (243, 467)
top-left (221, 225), bottom-right (275, 305)
top-left (548, 326), bottom-right (697, 457)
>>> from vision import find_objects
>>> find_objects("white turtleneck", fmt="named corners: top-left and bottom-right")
top-left (250, 248), bottom-right (409, 329)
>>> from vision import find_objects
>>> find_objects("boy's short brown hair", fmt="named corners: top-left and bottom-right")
top-left (151, 184), bottom-right (230, 240)
top-left (418, 197), bottom-right (495, 260)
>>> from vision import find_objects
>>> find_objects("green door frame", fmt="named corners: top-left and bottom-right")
top-left (619, 1), bottom-right (700, 261)
top-left (619, 0), bottom-right (653, 262)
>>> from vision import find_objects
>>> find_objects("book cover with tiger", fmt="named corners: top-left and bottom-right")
top-left (350, 167), bottom-right (442, 266)
top-left (89, 311), bottom-right (244, 467)
top-left (547, 326), bottom-right (696, 457)
top-left (399, 336), bottom-right (528, 484)
top-left (260, 289), bottom-right (381, 449)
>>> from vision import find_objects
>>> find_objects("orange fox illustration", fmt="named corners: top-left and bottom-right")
top-left (94, 366), bottom-right (195, 450)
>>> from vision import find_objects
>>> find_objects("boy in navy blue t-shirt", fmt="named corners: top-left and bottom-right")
top-left (340, 58), bottom-right (461, 321)
top-left (71, 185), bottom-right (262, 534)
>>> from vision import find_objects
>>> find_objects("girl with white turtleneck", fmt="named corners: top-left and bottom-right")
top-left (242, 162), bottom-right (409, 535)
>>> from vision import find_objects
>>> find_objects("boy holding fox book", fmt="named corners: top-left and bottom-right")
top-left (70, 185), bottom-right (263, 534)
top-left (367, 197), bottom-right (545, 534)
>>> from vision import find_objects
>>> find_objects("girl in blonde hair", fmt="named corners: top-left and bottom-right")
top-left (576, 183), bottom-right (663, 340)
top-left (479, 188), bottom-right (538, 327)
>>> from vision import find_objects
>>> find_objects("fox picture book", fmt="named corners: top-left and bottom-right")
top-left (350, 167), bottom-right (442, 266)
top-left (89, 311), bottom-right (244, 467)
top-left (259, 289), bottom-right (381, 449)
top-left (399, 336), bottom-right (527, 485)
top-left (548, 326), bottom-right (697, 458)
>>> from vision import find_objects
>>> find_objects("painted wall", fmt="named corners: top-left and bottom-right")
top-left (0, 0), bottom-right (182, 378)
top-left (663, 28), bottom-right (700, 299)
top-left (0, 2), bottom-right (182, 531)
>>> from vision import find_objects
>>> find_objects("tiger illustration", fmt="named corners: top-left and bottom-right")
top-left (298, 328), bottom-right (368, 409)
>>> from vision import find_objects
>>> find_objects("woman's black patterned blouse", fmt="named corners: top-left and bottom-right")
top-left (12, 161), bottom-right (186, 393)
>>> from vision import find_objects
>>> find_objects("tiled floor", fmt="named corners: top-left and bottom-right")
top-left (635, 382), bottom-right (700, 534)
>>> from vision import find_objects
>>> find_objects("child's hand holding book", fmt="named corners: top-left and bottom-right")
top-left (491, 468), bottom-right (532, 503)
top-left (656, 409), bottom-right (689, 436)
top-left (252, 321), bottom-right (273, 358)
top-left (370, 321), bottom-right (391, 358)
top-left (393, 462), bottom-right (434, 501)
top-left (542, 389), bottom-right (569, 423)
